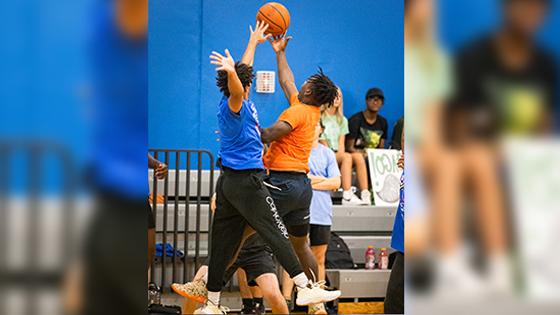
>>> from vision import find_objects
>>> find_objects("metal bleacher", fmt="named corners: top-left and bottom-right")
top-left (149, 168), bottom-right (396, 300)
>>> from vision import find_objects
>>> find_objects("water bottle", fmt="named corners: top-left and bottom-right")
top-left (380, 248), bottom-right (389, 270)
top-left (365, 246), bottom-right (376, 270)
top-left (148, 282), bottom-right (161, 306)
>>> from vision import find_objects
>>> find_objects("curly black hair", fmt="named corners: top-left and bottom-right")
top-left (307, 68), bottom-right (338, 107)
top-left (216, 62), bottom-right (255, 97)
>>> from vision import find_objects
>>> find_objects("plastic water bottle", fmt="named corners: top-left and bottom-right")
top-left (365, 246), bottom-right (376, 270)
top-left (380, 248), bottom-right (389, 270)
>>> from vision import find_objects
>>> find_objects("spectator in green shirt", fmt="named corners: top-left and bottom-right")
top-left (320, 87), bottom-right (370, 206)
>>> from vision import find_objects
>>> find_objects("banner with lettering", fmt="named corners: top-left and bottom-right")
top-left (366, 149), bottom-right (403, 206)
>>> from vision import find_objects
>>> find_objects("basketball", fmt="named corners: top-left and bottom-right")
top-left (256, 2), bottom-right (290, 37)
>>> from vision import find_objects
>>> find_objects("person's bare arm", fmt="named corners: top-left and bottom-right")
top-left (379, 139), bottom-right (385, 149)
top-left (312, 176), bottom-right (341, 191)
top-left (269, 36), bottom-right (298, 101)
top-left (210, 49), bottom-right (244, 113)
top-left (345, 137), bottom-right (358, 153)
top-left (240, 21), bottom-right (271, 67)
top-left (260, 121), bottom-right (292, 144)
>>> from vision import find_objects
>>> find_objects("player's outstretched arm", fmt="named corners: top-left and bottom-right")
top-left (270, 36), bottom-right (297, 102)
top-left (210, 49), bottom-right (244, 113)
top-left (241, 21), bottom-right (271, 67)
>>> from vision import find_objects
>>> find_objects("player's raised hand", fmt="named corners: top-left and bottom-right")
top-left (210, 49), bottom-right (235, 72)
top-left (269, 34), bottom-right (292, 53)
top-left (249, 20), bottom-right (272, 44)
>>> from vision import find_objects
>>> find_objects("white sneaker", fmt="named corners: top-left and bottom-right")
top-left (194, 301), bottom-right (229, 314)
top-left (342, 190), bottom-right (367, 206)
top-left (360, 190), bottom-right (372, 206)
top-left (296, 281), bottom-right (341, 306)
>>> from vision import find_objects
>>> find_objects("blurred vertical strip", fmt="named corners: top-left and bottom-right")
top-left (0, 0), bottom-right (148, 314)
top-left (406, 0), bottom-right (560, 314)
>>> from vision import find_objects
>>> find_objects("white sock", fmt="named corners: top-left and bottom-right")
top-left (342, 190), bottom-right (353, 200)
top-left (207, 291), bottom-right (220, 305)
top-left (201, 272), bottom-right (208, 284)
top-left (292, 272), bottom-right (310, 289)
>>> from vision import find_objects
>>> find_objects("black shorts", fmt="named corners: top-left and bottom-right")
top-left (232, 248), bottom-right (276, 287)
top-left (147, 200), bottom-right (155, 229)
top-left (309, 224), bottom-right (331, 246)
top-left (265, 171), bottom-right (313, 236)
top-left (206, 235), bottom-right (277, 287)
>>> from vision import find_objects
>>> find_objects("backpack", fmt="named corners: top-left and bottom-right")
top-left (325, 232), bottom-right (356, 269)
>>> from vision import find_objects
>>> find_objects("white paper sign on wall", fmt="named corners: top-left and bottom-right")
top-left (255, 71), bottom-right (275, 93)
top-left (367, 149), bottom-right (403, 206)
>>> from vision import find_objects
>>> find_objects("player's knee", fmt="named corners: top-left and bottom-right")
top-left (264, 290), bottom-right (286, 308)
top-left (343, 152), bottom-right (352, 163)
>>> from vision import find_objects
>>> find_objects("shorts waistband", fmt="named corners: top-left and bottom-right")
top-left (268, 170), bottom-right (307, 177)
top-left (221, 166), bottom-right (264, 175)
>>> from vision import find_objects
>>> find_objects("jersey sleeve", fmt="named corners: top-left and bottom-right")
top-left (341, 117), bottom-right (349, 135)
top-left (278, 106), bottom-right (302, 130)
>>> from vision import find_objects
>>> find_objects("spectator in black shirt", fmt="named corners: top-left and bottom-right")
top-left (453, 0), bottom-right (557, 138)
top-left (346, 87), bottom-right (389, 151)
top-left (345, 87), bottom-right (389, 205)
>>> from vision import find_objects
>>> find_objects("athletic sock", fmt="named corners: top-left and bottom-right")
top-left (242, 298), bottom-right (254, 309)
top-left (342, 190), bottom-right (353, 200)
top-left (292, 272), bottom-right (310, 289)
top-left (207, 291), bottom-right (221, 305)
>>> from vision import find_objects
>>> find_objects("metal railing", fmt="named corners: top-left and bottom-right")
top-left (148, 149), bottom-right (215, 290)
top-left (0, 140), bottom-right (77, 315)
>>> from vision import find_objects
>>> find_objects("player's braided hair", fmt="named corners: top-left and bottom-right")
top-left (307, 68), bottom-right (338, 107)
top-left (216, 62), bottom-right (255, 97)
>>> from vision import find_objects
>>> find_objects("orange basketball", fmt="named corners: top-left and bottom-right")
top-left (256, 2), bottom-right (290, 37)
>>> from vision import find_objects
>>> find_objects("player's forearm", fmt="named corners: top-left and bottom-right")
top-left (312, 177), bottom-right (341, 191)
top-left (308, 175), bottom-right (326, 186)
top-left (276, 51), bottom-right (295, 91)
top-left (241, 40), bottom-right (257, 66)
top-left (345, 138), bottom-right (357, 153)
top-left (227, 70), bottom-right (244, 98)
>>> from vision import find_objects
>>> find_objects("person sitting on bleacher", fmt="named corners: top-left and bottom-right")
top-left (346, 88), bottom-right (389, 206)
top-left (320, 87), bottom-right (368, 206)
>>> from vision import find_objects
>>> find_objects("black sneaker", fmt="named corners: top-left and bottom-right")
top-left (240, 305), bottom-right (257, 315)
top-left (254, 301), bottom-right (265, 315)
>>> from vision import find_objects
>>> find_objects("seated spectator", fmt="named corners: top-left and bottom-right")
top-left (346, 87), bottom-right (389, 205)
top-left (320, 87), bottom-right (368, 205)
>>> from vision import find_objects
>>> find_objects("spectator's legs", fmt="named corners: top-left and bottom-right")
top-left (433, 150), bottom-right (462, 254)
top-left (336, 151), bottom-right (353, 191)
top-left (351, 152), bottom-right (369, 191)
top-left (310, 245), bottom-right (328, 282)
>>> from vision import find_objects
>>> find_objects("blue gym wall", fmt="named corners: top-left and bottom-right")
top-left (438, 0), bottom-right (560, 55)
top-left (148, 0), bottom-right (405, 161)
